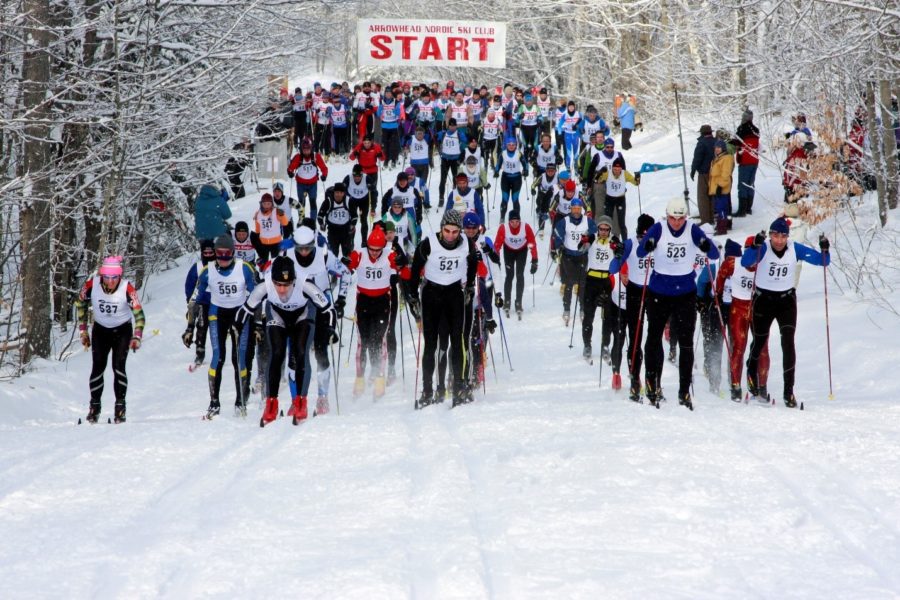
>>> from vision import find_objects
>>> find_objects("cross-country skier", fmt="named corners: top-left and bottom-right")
top-left (76, 256), bottom-right (145, 424)
top-left (556, 101), bottom-right (582, 172)
top-left (494, 210), bottom-right (538, 319)
top-left (408, 210), bottom-right (479, 408)
top-left (716, 235), bottom-right (770, 401)
top-left (238, 255), bottom-right (334, 426)
top-left (188, 236), bottom-right (257, 418)
top-left (595, 156), bottom-right (639, 238)
top-left (347, 226), bottom-right (410, 398)
top-left (344, 164), bottom-right (373, 247)
top-left (531, 161), bottom-right (559, 237)
top-left (552, 197), bottom-right (597, 325)
top-left (382, 194), bottom-right (420, 256)
top-left (317, 181), bottom-right (355, 260)
top-left (445, 171), bottom-right (486, 225)
top-left (580, 215), bottom-right (617, 362)
top-left (436, 118), bottom-right (467, 207)
top-left (251, 192), bottom-right (290, 265)
top-left (287, 138), bottom-right (328, 220)
top-left (349, 135), bottom-right (387, 232)
top-left (637, 198), bottom-right (720, 409)
top-left (183, 240), bottom-right (214, 369)
top-left (740, 218), bottom-right (830, 407)
top-left (493, 136), bottom-right (528, 222)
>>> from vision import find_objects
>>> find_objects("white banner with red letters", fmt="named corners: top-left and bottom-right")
top-left (357, 19), bottom-right (507, 68)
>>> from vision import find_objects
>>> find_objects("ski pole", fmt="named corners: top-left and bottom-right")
top-left (821, 236), bottom-right (834, 400)
top-left (532, 273), bottom-right (536, 308)
top-left (485, 259), bottom-right (514, 371)
top-left (541, 256), bottom-right (555, 285)
top-left (330, 341), bottom-right (341, 415)
top-left (628, 259), bottom-right (652, 379)
top-left (704, 260), bottom-right (733, 360)
top-left (568, 293), bottom-right (580, 349)
top-left (597, 304), bottom-right (606, 388)
top-left (637, 184), bottom-right (643, 214)
top-left (487, 334), bottom-right (498, 382)
top-left (413, 325), bottom-right (422, 408)
top-left (550, 263), bottom-right (559, 286)
top-left (344, 318), bottom-right (356, 368)
top-left (398, 298), bottom-right (406, 384)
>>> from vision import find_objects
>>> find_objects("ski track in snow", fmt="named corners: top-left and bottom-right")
top-left (3, 120), bottom-right (900, 598)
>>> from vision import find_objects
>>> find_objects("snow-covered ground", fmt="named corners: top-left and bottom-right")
top-left (2, 125), bottom-right (900, 599)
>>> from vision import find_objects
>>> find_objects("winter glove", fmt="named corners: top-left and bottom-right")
top-left (549, 209), bottom-right (556, 222)
top-left (320, 174), bottom-right (327, 182)
top-left (550, 248), bottom-right (560, 262)
top-left (634, 173), bottom-right (641, 185)
top-left (485, 319), bottom-right (497, 334)
top-left (580, 234), bottom-right (590, 246)
top-left (530, 260), bottom-right (538, 275)
top-left (408, 297), bottom-right (422, 322)
top-left (234, 303), bottom-right (254, 330)
top-left (484, 183), bottom-right (491, 190)
top-left (586, 210), bottom-right (593, 220)
top-left (129, 336), bottom-right (142, 352)
top-left (334, 295), bottom-right (346, 319)
top-left (696, 296), bottom-right (712, 314)
top-left (464, 285), bottom-right (475, 304)
top-left (493, 170), bottom-right (500, 179)
top-left (494, 293), bottom-right (504, 309)
top-left (611, 236), bottom-right (624, 259)
top-left (753, 231), bottom-right (766, 248)
top-left (181, 328), bottom-right (194, 348)
top-left (698, 236), bottom-right (712, 254)
top-left (643, 236), bottom-right (657, 253)
top-left (818, 235), bottom-right (830, 253)
top-left (80, 329), bottom-right (91, 350)
top-left (690, 171), bottom-right (695, 181)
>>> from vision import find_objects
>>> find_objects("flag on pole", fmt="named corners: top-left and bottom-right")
top-left (638, 162), bottom-right (683, 174)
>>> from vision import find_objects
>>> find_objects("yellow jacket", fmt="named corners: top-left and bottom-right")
top-left (708, 152), bottom-right (734, 195)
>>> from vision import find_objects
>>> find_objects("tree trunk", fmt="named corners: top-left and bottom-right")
top-left (865, 81), bottom-right (888, 226)
top-left (879, 79), bottom-right (898, 210)
top-left (19, 0), bottom-right (54, 363)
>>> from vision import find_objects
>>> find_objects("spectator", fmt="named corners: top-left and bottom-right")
top-left (194, 184), bottom-right (231, 242)
top-left (690, 124), bottom-right (716, 225)
top-left (708, 140), bottom-right (734, 234)
top-left (617, 96), bottom-right (636, 150)
top-left (735, 109), bottom-right (760, 216)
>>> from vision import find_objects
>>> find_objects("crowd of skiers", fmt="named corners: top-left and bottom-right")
top-left (76, 78), bottom-right (838, 425)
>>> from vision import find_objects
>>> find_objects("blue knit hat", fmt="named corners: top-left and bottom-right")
top-left (604, 137), bottom-right (615, 147)
top-left (769, 217), bottom-right (790, 235)
top-left (724, 239), bottom-right (742, 258)
top-left (462, 212), bottom-right (481, 229)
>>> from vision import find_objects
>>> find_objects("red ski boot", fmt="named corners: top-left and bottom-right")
top-left (260, 396), bottom-right (279, 427)
top-left (291, 396), bottom-right (308, 425)
top-left (611, 373), bottom-right (622, 391)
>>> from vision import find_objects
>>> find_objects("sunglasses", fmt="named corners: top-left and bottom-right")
top-left (215, 250), bottom-right (233, 259)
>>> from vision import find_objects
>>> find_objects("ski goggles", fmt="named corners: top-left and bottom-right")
top-left (215, 249), bottom-right (234, 259)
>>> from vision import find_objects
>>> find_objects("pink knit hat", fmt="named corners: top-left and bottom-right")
top-left (98, 255), bottom-right (123, 277)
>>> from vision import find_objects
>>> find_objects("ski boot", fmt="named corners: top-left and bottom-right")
top-left (315, 395), bottom-right (329, 416)
top-left (373, 376), bottom-right (386, 398)
top-left (629, 378), bottom-right (642, 403)
top-left (563, 310), bottom-right (570, 326)
top-left (415, 390), bottom-right (434, 410)
top-left (260, 397), bottom-right (279, 427)
top-left (234, 402), bottom-right (248, 418)
top-left (582, 344), bottom-right (592, 361)
top-left (730, 383), bottom-right (742, 403)
top-left (601, 346), bottom-right (611, 365)
top-left (434, 386), bottom-right (446, 404)
top-left (504, 306), bottom-right (510, 319)
top-left (611, 372), bottom-right (622, 391)
top-left (206, 399), bottom-right (221, 420)
top-left (559, 283), bottom-right (566, 298)
top-left (85, 401), bottom-right (101, 424)
top-left (113, 401), bottom-right (126, 424)
top-left (678, 391), bottom-right (694, 411)
top-left (253, 374), bottom-right (264, 395)
top-left (515, 301), bottom-right (523, 321)
top-left (353, 376), bottom-right (366, 397)
top-left (667, 347), bottom-right (677, 363)
top-left (784, 393), bottom-right (798, 409)
top-left (646, 379), bottom-right (661, 408)
top-left (753, 385), bottom-right (771, 405)
top-left (387, 366), bottom-right (397, 387)
top-left (451, 386), bottom-right (474, 408)
top-left (291, 396), bottom-right (308, 425)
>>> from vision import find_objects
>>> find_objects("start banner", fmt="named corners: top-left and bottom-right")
top-left (357, 19), bottom-right (507, 68)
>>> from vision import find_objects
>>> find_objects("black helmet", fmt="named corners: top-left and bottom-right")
top-left (270, 256), bottom-right (296, 284)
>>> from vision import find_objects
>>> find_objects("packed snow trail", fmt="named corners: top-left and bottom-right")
top-left (2, 128), bottom-right (900, 598)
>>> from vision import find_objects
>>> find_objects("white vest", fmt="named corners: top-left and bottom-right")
top-left (235, 239), bottom-right (256, 264)
top-left (605, 171), bottom-right (627, 198)
top-left (582, 118), bottom-right (603, 142)
top-left (381, 100), bottom-right (400, 123)
top-left (357, 250), bottom-right (392, 292)
top-left (347, 177), bottom-right (368, 199)
top-left (503, 224), bottom-right (527, 250)
top-left (326, 200), bottom-right (351, 226)
top-left (415, 100), bottom-right (435, 122)
top-left (562, 217), bottom-right (589, 252)
top-left (482, 118), bottom-right (502, 140)
top-left (652, 224), bottom-right (697, 276)
top-left (537, 98), bottom-right (552, 119)
top-left (536, 145), bottom-right (557, 169)
top-left (386, 212), bottom-right (410, 246)
top-left (626, 237), bottom-right (653, 287)
top-left (91, 276), bottom-right (133, 328)
top-left (255, 210), bottom-right (281, 240)
top-left (392, 185), bottom-right (416, 211)
top-left (556, 192), bottom-right (575, 215)
top-left (450, 103), bottom-right (468, 124)
top-left (500, 150), bottom-right (523, 175)
top-left (561, 111), bottom-right (580, 133)
top-left (756, 242), bottom-right (797, 292)
top-left (294, 156), bottom-right (319, 180)
top-left (587, 238), bottom-right (613, 271)
top-left (410, 138), bottom-right (429, 161)
top-left (519, 105), bottom-right (539, 126)
top-left (538, 174), bottom-right (558, 192)
top-left (424, 235), bottom-right (469, 285)
top-left (209, 263), bottom-right (248, 309)
top-left (332, 104), bottom-right (347, 126)
top-left (612, 275), bottom-right (627, 309)
top-left (441, 131), bottom-right (462, 155)
top-left (728, 260), bottom-right (755, 302)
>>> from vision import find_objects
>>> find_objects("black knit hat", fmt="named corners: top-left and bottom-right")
top-left (271, 255), bottom-right (296, 284)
